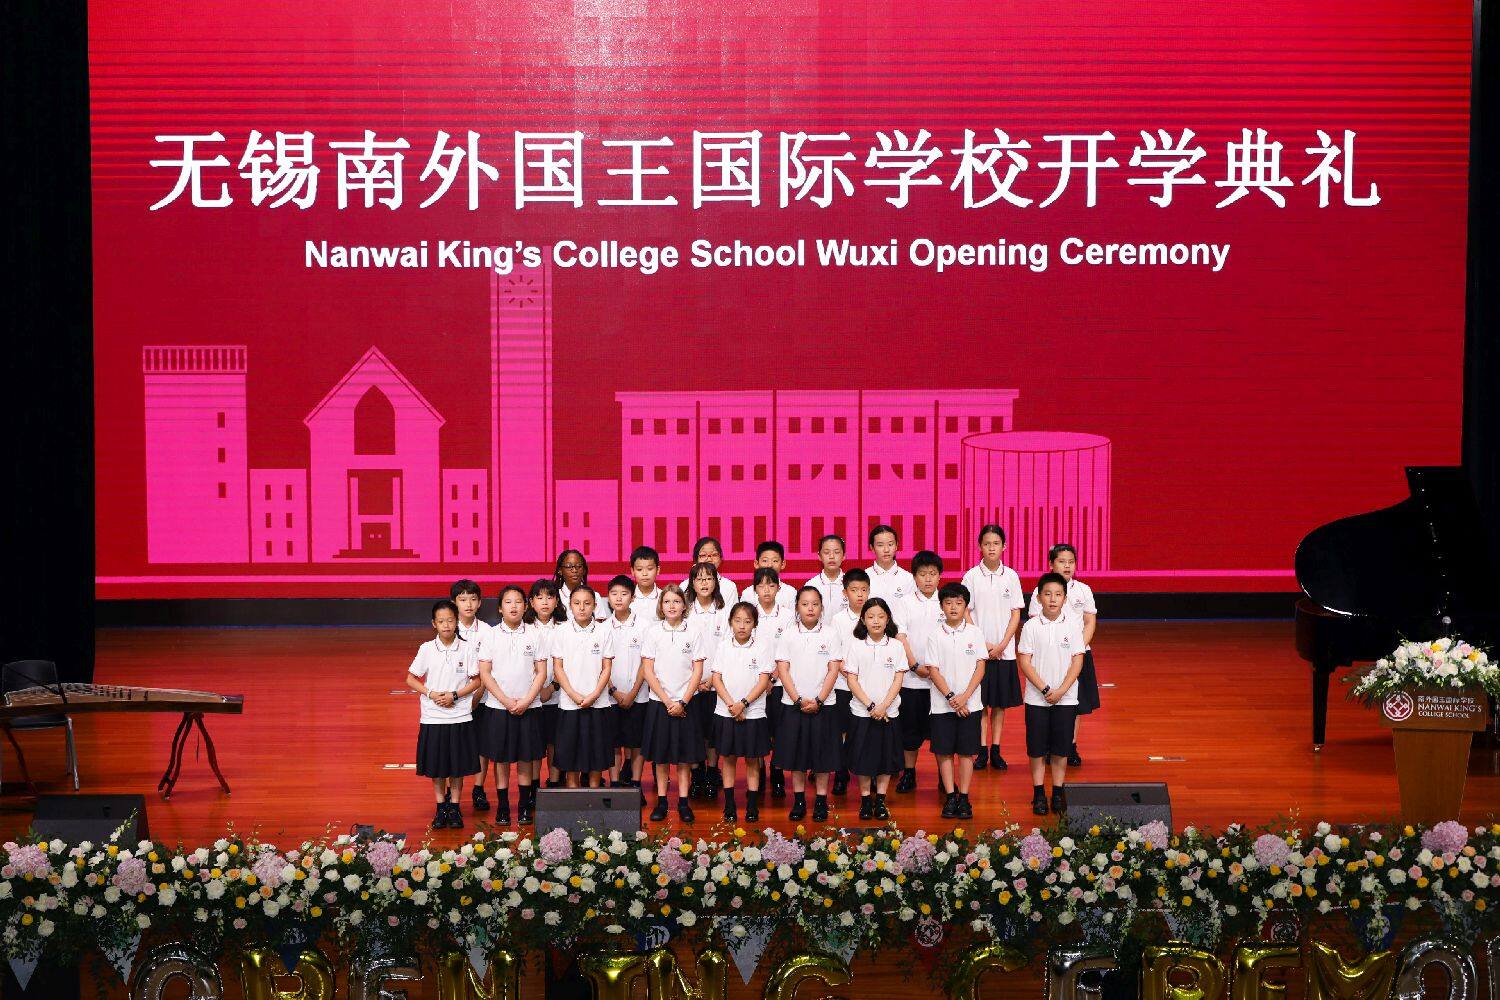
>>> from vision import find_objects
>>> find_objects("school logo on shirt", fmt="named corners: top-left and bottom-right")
top-left (681, 641), bottom-right (694, 653)
top-left (881, 654), bottom-right (896, 668)
top-left (748, 657), bottom-right (759, 668)
top-left (817, 643), bottom-right (830, 655)
top-left (590, 642), bottom-right (602, 654)
top-left (524, 644), bottom-right (535, 656)
top-left (1072, 598), bottom-right (1086, 610)
top-left (892, 587), bottom-right (907, 600)
top-left (1060, 635), bottom-right (1072, 648)
top-left (629, 637), bottom-right (642, 648)
top-left (964, 643), bottom-right (978, 657)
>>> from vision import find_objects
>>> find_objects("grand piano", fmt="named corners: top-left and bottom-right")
top-left (1294, 466), bottom-right (1499, 749)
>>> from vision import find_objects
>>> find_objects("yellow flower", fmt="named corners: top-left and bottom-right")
top-left (683, 886), bottom-right (694, 896)
top-left (953, 828), bottom-right (965, 839)
top-left (919, 903), bottom-right (931, 915)
top-left (873, 887), bottom-right (883, 897)
top-left (148, 852), bottom-right (159, 863)
top-left (310, 906), bottom-right (322, 918)
top-left (997, 845), bottom-right (1009, 856)
top-left (1040, 889), bottom-right (1051, 901)
top-left (660, 905), bottom-right (671, 916)
top-left (584, 850), bottom-right (596, 861)
top-left (734, 828), bottom-right (746, 838)
top-left (245, 874), bottom-right (258, 886)
top-left (585, 908), bottom-right (596, 919)
top-left (997, 891), bottom-right (1012, 905)
top-left (235, 897), bottom-right (247, 909)
top-left (1404, 825), bottom-right (1416, 837)
top-left (823, 898), bottom-right (833, 908)
top-left (569, 876), bottom-right (582, 889)
top-left (1477, 899), bottom-right (1488, 911)
top-left (228, 844), bottom-right (240, 855)
top-left (771, 892), bottom-right (781, 902)
top-left (20, 914), bottom-right (33, 926)
top-left (1373, 856), bottom-right (1385, 867)
top-left (107, 845), bottom-right (119, 857)
top-left (341, 849), bottom-right (355, 863)
top-left (1181, 896), bottom-right (1192, 906)
top-left (1416, 877), bottom-right (1429, 889)
top-left (1052, 847), bottom-right (1064, 858)
top-left (1349, 898), bottom-right (1361, 909)
top-left (614, 879), bottom-right (625, 889)
top-left (1157, 887), bottom-right (1167, 898)
top-left (1089, 826), bottom-right (1101, 836)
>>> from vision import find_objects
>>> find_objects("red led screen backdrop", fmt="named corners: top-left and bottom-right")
top-left (90, 1), bottom-right (1471, 597)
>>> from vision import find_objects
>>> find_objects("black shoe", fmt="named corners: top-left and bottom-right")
top-left (788, 794), bottom-right (807, 822)
top-left (677, 799), bottom-right (695, 823)
top-left (769, 769), bottom-right (785, 799)
top-left (1067, 745), bottom-right (1083, 768)
top-left (940, 793), bottom-right (957, 819)
top-left (895, 767), bottom-right (916, 793)
top-left (872, 794), bottom-right (890, 820)
top-left (650, 797), bottom-right (669, 822)
top-left (722, 789), bottom-right (737, 822)
top-left (449, 802), bottom-right (465, 829)
top-left (494, 801), bottom-right (511, 826)
top-left (973, 751), bottom-right (987, 772)
top-left (472, 785), bottom-right (489, 811)
top-left (1032, 790), bottom-right (1049, 816)
top-left (812, 795), bottom-right (829, 822)
top-left (858, 795), bottom-right (873, 820)
top-left (990, 745), bottom-right (1006, 770)
top-left (517, 788), bottom-right (534, 825)
top-left (832, 771), bottom-right (849, 796)
top-left (708, 767), bottom-right (723, 799)
top-left (1051, 788), bottom-right (1067, 815)
top-left (433, 804), bottom-right (449, 829)
top-left (688, 766), bottom-right (705, 800)
top-left (957, 794), bottom-right (974, 820)
top-left (745, 791), bottom-right (760, 824)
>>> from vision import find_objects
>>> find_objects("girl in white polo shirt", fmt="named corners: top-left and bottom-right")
top-left (687, 562), bottom-right (731, 801)
top-left (1028, 544), bottom-right (1099, 767)
top-left (523, 579), bottom-right (568, 787)
top-left (750, 567), bottom-right (792, 798)
top-left (681, 536), bottom-right (739, 608)
top-left (710, 602), bottom-right (776, 823)
top-left (924, 584), bottom-right (988, 821)
top-left (551, 586), bottom-right (617, 788)
top-left (804, 533), bottom-right (849, 622)
top-left (842, 597), bottom-right (911, 820)
top-left (866, 523), bottom-right (916, 605)
top-left (477, 584), bottom-right (547, 826)
top-left (960, 523), bottom-right (1025, 773)
top-left (772, 587), bottom-right (842, 823)
top-left (639, 585), bottom-right (707, 823)
top-left (1017, 573), bottom-right (1086, 817)
top-left (406, 600), bottom-right (482, 831)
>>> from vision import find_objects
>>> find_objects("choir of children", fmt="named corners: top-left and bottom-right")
top-left (407, 527), bottom-right (1102, 826)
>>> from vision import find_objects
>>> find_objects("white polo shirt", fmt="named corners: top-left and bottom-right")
top-left (552, 619), bottom-right (614, 710)
top-left (1017, 611), bottom-right (1085, 707)
top-left (534, 620), bottom-right (561, 706)
top-left (961, 562), bottom-right (1025, 659)
top-left (682, 575), bottom-right (739, 608)
top-left (604, 612), bottom-right (648, 694)
top-left (457, 616), bottom-right (493, 660)
top-left (688, 600), bottom-right (731, 670)
top-left (827, 604), bottom-right (864, 692)
top-left (775, 622), bottom-right (841, 706)
top-left (1028, 579), bottom-right (1097, 650)
top-left (925, 622), bottom-right (987, 715)
top-left (481, 620), bottom-right (546, 710)
top-left (751, 602), bottom-right (791, 651)
top-left (631, 586), bottom-right (664, 620)
top-left (740, 581), bottom-right (797, 611)
top-left (896, 589), bottom-right (944, 690)
top-left (710, 637), bottom-right (777, 719)
top-left (867, 562), bottom-right (915, 606)
top-left (641, 620), bottom-right (704, 703)
top-left (803, 571), bottom-right (849, 621)
top-left (843, 636), bottom-right (907, 718)
top-left (409, 636), bottom-right (479, 725)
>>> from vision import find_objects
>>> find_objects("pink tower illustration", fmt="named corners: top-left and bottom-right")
top-left (141, 346), bottom-right (249, 563)
top-left (491, 261), bottom-right (554, 562)
top-left (304, 346), bottom-right (443, 561)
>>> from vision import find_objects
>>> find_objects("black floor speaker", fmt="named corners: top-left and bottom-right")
top-left (534, 787), bottom-right (642, 838)
top-left (1064, 782), bottom-right (1171, 829)
top-left (32, 794), bottom-right (149, 842)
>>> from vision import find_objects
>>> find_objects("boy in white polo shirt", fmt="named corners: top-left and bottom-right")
top-left (629, 546), bottom-right (663, 619)
top-left (924, 583), bottom-right (987, 820)
top-left (451, 579), bottom-right (496, 813)
top-left (1016, 572), bottom-right (1086, 817)
top-left (740, 541), bottom-right (797, 610)
top-left (893, 550), bottom-right (945, 793)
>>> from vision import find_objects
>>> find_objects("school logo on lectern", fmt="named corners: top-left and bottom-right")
top-left (1382, 691), bottom-right (1414, 722)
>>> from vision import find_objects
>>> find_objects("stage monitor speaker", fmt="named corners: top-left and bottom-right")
top-left (32, 794), bottom-right (149, 843)
top-left (534, 788), bottom-right (642, 838)
top-left (1064, 783), bottom-right (1171, 829)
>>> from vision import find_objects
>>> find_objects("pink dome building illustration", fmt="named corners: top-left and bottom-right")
top-left (139, 260), bottom-right (1113, 577)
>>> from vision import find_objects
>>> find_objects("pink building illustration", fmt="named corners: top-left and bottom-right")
top-left (961, 431), bottom-right (1112, 575)
top-left (492, 263), bottom-right (553, 563)
top-left (556, 480), bottom-right (620, 562)
top-left (138, 262), bottom-right (1112, 576)
top-left (250, 469), bottom-right (307, 562)
top-left (442, 469), bottom-right (489, 562)
top-left (304, 346), bottom-right (443, 561)
top-left (142, 346), bottom-right (249, 563)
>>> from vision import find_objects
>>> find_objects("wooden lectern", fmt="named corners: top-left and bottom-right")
top-left (1379, 687), bottom-right (1489, 825)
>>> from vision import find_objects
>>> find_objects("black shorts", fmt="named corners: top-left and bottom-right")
top-left (897, 689), bottom-right (931, 751)
top-left (980, 658), bottom-right (1022, 708)
top-left (1024, 704), bottom-right (1079, 759)
top-left (928, 712), bottom-right (982, 757)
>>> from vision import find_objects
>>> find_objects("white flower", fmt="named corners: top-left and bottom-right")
top-left (605, 924), bottom-right (623, 934)
top-left (348, 911), bottom-right (364, 926)
top-left (412, 891), bottom-right (428, 906)
top-left (38, 920), bottom-right (55, 937)
top-left (1388, 869), bottom-right (1407, 886)
top-left (342, 874), bottom-right (361, 891)
top-left (1323, 834), bottom-right (1342, 854)
top-left (206, 881), bottom-right (226, 900)
top-left (544, 912), bottom-right (560, 926)
top-left (627, 901), bottom-right (644, 919)
top-left (1318, 900), bottom-right (1332, 914)
top-left (1473, 873), bottom-right (1490, 889)
top-left (136, 915), bottom-right (151, 929)
top-left (104, 887), bottom-right (122, 904)
top-left (678, 912), bottom-right (698, 928)
top-left (898, 907), bottom-right (915, 921)
top-left (158, 888), bottom-right (177, 906)
top-left (263, 901), bottom-right (280, 917)
top-left (1057, 911), bottom-right (1074, 925)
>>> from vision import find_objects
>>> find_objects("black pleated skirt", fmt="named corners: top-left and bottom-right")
top-left (482, 707), bottom-right (545, 763)
top-left (554, 708), bottom-right (617, 773)
top-left (771, 704), bottom-right (841, 772)
top-left (712, 715), bottom-right (771, 758)
top-left (1076, 650), bottom-right (1101, 714)
top-left (613, 702), bottom-right (646, 749)
top-left (980, 658), bottom-right (1023, 709)
top-left (845, 715), bottom-right (903, 777)
top-left (540, 703), bottom-right (561, 744)
top-left (415, 722), bottom-right (480, 778)
top-left (640, 700), bottom-right (706, 765)
top-left (765, 685), bottom-right (784, 737)
top-left (690, 687), bottom-right (719, 739)
top-left (897, 689), bottom-right (931, 750)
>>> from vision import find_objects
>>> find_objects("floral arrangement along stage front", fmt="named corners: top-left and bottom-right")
top-left (2, 818), bottom-right (1497, 997)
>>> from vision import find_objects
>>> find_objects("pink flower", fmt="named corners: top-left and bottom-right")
top-left (1421, 821), bottom-right (1468, 856)
top-left (655, 839), bottom-right (692, 882)
top-left (896, 837), bottom-right (936, 874)
top-left (1253, 834), bottom-right (1291, 868)
top-left (1135, 821), bottom-right (1170, 848)
top-left (761, 833), bottom-right (805, 867)
top-left (520, 908), bottom-right (534, 920)
top-left (1409, 865), bottom-right (1423, 879)
top-left (538, 829), bottom-right (573, 863)
top-left (388, 916), bottom-right (400, 926)
top-left (251, 852), bottom-right (287, 889)
top-left (365, 841), bottom-right (400, 878)
top-left (8, 845), bottom-right (53, 880)
top-left (1020, 834), bottom-right (1051, 868)
top-left (112, 857), bottom-right (150, 895)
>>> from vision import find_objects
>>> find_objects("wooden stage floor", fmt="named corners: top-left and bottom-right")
top-left (3, 621), bottom-right (1496, 845)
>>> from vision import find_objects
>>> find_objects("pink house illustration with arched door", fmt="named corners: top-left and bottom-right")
top-left (304, 346), bottom-right (443, 562)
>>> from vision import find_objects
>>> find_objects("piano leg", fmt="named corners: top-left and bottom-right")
top-left (1312, 660), bottom-right (1335, 751)
top-left (190, 713), bottom-right (231, 794)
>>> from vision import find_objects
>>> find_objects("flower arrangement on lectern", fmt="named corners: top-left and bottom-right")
top-left (1347, 637), bottom-right (1498, 704)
